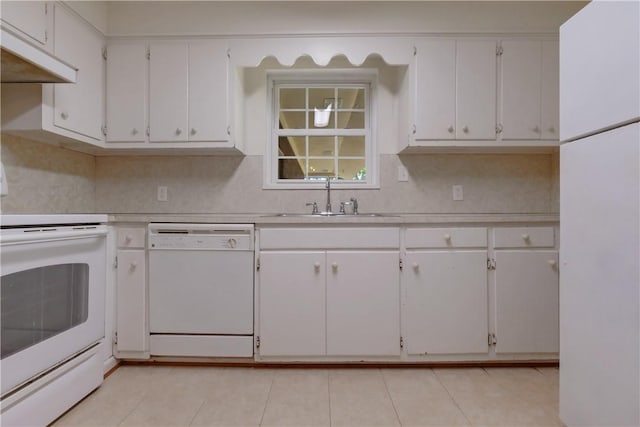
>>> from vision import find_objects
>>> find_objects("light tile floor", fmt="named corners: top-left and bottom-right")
top-left (52, 366), bottom-right (563, 427)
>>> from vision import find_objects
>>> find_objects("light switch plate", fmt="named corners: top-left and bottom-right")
top-left (157, 186), bottom-right (168, 202)
top-left (452, 185), bottom-right (464, 201)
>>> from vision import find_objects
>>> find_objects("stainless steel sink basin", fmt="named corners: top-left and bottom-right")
top-left (264, 213), bottom-right (396, 218)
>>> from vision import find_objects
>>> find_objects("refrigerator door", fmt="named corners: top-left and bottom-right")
top-left (560, 1), bottom-right (640, 142)
top-left (559, 122), bottom-right (640, 426)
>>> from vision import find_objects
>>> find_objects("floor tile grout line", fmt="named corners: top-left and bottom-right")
top-left (432, 368), bottom-right (474, 426)
top-left (186, 398), bottom-right (207, 427)
top-left (380, 368), bottom-right (403, 427)
top-left (258, 369), bottom-right (276, 427)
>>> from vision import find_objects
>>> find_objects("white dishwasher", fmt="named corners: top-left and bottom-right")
top-left (148, 223), bottom-right (254, 357)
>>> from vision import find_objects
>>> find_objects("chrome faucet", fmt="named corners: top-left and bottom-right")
top-left (325, 178), bottom-right (332, 213)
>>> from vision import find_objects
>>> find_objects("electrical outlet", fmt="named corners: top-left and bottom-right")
top-left (398, 165), bottom-right (409, 182)
top-left (452, 185), bottom-right (464, 201)
top-left (157, 186), bottom-right (168, 202)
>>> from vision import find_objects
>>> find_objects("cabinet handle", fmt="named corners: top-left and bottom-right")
top-left (175, 128), bottom-right (183, 136)
top-left (332, 262), bottom-right (338, 271)
top-left (548, 126), bottom-right (556, 134)
top-left (314, 262), bottom-right (321, 271)
top-left (521, 234), bottom-right (530, 241)
top-left (444, 233), bottom-right (452, 242)
top-left (60, 112), bottom-right (69, 120)
top-left (548, 260), bottom-right (557, 267)
top-left (190, 128), bottom-right (197, 136)
top-left (447, 125), bottom-right (454, 134)
top-left (412, 262), bottom-right (419, 270)
top-left (132, 128), bottom-right (138, 135)
top-left (124, 235), bottom-right (132, 243)
top-left (462, 126), bottom-right (469, 134)
top-left (533, 126), bottom-right (541, 133)
top-left (130, 261), bottom-right (138, 270)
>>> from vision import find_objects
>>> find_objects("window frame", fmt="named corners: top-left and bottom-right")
top-left (265, 69), bottom-right (379, 189)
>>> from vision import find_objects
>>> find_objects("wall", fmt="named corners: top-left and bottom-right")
top-left (0, 134), bottom-right (95, 213)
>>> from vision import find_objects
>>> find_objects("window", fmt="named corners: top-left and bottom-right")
top-left (266, 71), bottom-right (377, 188)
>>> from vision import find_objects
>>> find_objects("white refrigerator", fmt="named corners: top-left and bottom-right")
top-left (559, 1), bottom-right (640, 426)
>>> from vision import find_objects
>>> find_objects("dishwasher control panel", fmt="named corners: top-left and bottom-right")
top-left (148, 223), bottom-right (254, 250)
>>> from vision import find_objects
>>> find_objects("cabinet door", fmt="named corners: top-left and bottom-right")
top-left (116, 250), bottom-right (147, 353)
top-left (1, 1), bottom-right (47, 45)
top-left (541, 40), bottom-right (559, 140)
top-left (405, 250), bottom-right (488, 354)
top-left (149, 43), bottom-right (189, 142)
top-left (456, 40), bottom-right (497, 140)
top-left (53, 4), bottom-right (104, 141)
top-left (259, 252), bottom-right (326, 356)
top-left (106, 43), bottom-right (147, 142)
top-left (414, 40), bottom-right (456, 140)
top-left (326, 251), bottom-right (400, 356)
top-left (501, 40), bottom-right (542, 140)
top-left (189, 41), bottom-right (228, 142)
top-left (494, 250), bottom-right (559, 353)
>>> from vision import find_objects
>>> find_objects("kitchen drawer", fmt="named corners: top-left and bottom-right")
top-left (405, 227), bottom-right (487, 249)
top-left (117, 227), bottom-right (146, 249)
top-left (493, 227), bottom-right (555, 248)
top-left (259, 227), bottom-right (400, 250)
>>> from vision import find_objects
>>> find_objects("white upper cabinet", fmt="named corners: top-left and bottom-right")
top-left (105, 43), bottom-right (147, 142)
top-left (149, 43), bottom-right (189, 142)
top-left (455, 40), bottom-right (497, 140)
top-left (414, 39), bottom-right (496, 142)
top-left (52, 3), bottom-right (104, 141)
top-left (1, 1), bottom-right (48, 46)
top-left (188, 41), bottom-right (228, 142)
top-left (414, 40), bottom-right (456, 140)
top-left (500, 40), bottom-right (558, 140)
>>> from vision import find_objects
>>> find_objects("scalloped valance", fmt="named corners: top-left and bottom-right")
top-left (228, 36), bottom-right (414, 67)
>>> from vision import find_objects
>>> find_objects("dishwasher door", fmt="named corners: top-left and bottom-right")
top-left (149, 249), bottom-right (254, 335)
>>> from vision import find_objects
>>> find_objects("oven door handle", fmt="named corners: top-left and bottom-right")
top-left (0, 226), bottom-right (108, 245)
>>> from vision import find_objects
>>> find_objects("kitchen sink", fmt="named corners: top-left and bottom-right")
top-left (265, 213), bottom-right (397, 218)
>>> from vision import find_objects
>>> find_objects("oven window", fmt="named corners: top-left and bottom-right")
top-left (1, 263), bottom-right (89, 359)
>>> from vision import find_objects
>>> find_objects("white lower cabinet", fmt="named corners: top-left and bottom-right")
top-left (494, 250), bottom-right (559, 354)
top-left (405, 250), bottom-right (489, 355)
top-left (257, 228), bottom-right (401, 358)
top-left (404, 227), bottom-right (489, 355)
top-left (114, 227), bottom-right (148, 358)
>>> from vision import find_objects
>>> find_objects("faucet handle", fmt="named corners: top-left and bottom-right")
top-left (350, 198), bottom-right (359, 214)
top-left (340, 202), bottom-right (346, 213)
top-left (305, 202), bottom-right (318, 214)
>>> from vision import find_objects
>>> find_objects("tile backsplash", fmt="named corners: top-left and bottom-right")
top-left (1, 135), bottom-right (558, 215)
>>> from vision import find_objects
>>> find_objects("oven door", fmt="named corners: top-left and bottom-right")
top-left (0, 226), bottom-right (107, 396)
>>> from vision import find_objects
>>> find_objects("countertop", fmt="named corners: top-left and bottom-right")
top-left (108, 213), bottom-right (559, 225)
top-left (1, 214), bottom-right (109, 227)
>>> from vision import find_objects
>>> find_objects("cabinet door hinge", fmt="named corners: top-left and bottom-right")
top-left (113, 256), bottom-right (118, 269)
top-left (44, 29), bottom-right (48, 42)
top-left (413, 46), bottom-right (417, 56)
top-left (399, 258), bottom-right (403, 270)
top-left (102, 47), bottom-right (107, 60)
top-left (146, 47), bottom-right (151, 60)
top-left (114, 331), bottom-right (118, 345)
top-left (496, 45), bottom-right (504, 56)
top-left (226, 48), bottom-right (231, 59)
top-left (256, 257), bottom-right (260, 271)
top-left (45, 3), bottom-right (48, 14)
top-left (101, 125), bottom-right (107, 136)
top-left (400, 336), bottom-right (404, 349)
top-left (487, 258), bottom-right (496, 270)
top-left (495, 123), bottom-right (503, 134)
top-left (146, 126), bottom-right (150, 136)
top-left (488, 333), bottom-right (497, 346)
top-left (256, 336), bottom-right (261, 349)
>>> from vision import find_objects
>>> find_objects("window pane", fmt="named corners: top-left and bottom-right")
top-left (309, 136), bottom-right (335, 156)
top-left (279, 136), bottom-right (306, 156)
top-left (279, 88), bottom-right (305, 109)
top-left (308, 111), bottom-right (335, 129)
top-left (308, 159), bottom-right (335, 178)
top-left (338, 159), bottom-right (366, 180)
top-left (279, 111), bottom-right (306, 129)
top-left (338, 88), bottom-right (365, 109)
top-left (338, 136), bottom-right (365, 156)
top-left (337, 112), bottom-right (365, 129)
top-left (308, 88), bottom-right (335, 109)
top-left (278, 158), bottom-right (306, 180)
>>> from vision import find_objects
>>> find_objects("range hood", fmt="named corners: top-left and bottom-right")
top-left (1, 28), bottom-right (76, 83)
